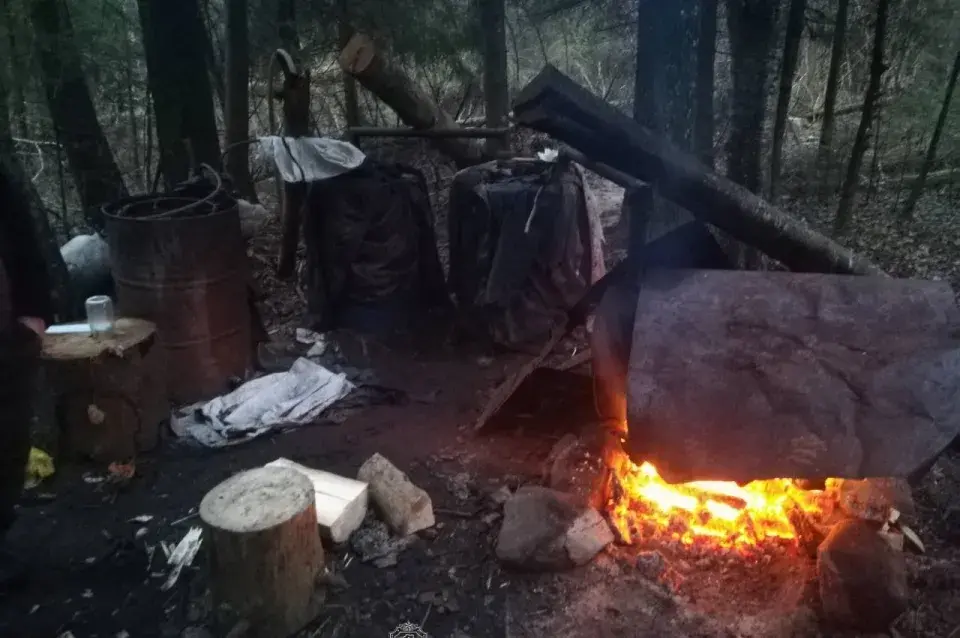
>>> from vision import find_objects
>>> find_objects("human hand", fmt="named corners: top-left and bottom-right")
top-left (18, 316), bottom-right (46, 336)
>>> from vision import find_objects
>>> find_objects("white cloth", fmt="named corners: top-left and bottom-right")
top-left (259, 136), bottom-right (366, 183)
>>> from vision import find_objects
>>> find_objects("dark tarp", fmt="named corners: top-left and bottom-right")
top-left (448, 159), bottom-right (591, 348)
top-left (302, 159), bottom-right (447, 335)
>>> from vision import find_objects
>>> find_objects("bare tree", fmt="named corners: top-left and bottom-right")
top-left (725, 0), bottom-right (777, 194)
top-left (694, 0), bottom-right (717, 167)
top-left (30, 0), bottom-right (129, 222)
top-left (278, 0), bottom-right (298, 54)
top-left (834, 0), bottom-right (890, 233)
top-left (815, 0), bottom-right (851, 181)
top-left (769, 0), bottom-right (807, 199)
top-left (0, 76), bottom-right (72, 319)
top-left (225, 0), bottom-right (254, 198)
top-left (479, 0), bottom-right (509, 155)
top-left (632, 0), bottom-right (697, 240)
top-left (137, 0), bottom-right (221, 187)
top-left (339, 0), bottom-right (360, 128)
top-left (900, 49), bottom-right (960, 222)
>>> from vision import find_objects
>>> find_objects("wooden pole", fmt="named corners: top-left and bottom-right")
top-left (346, 126), bottom-right (510, 139)
top-left (273, 49), bottom-right (311, 280)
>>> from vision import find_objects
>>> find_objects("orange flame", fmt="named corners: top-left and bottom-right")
top-left (608, 452), bottom-right (835, 553)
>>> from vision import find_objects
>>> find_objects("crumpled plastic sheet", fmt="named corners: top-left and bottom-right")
top-left (171, 357), bottom-right (355, 448)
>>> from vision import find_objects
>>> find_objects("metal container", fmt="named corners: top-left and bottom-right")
top-left (103, 191), bottom-right (251, 404)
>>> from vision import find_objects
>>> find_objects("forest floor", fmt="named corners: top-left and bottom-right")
top-left (3, 146), bottom-right (960, 638)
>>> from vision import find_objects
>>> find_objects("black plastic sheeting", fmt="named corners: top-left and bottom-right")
top-left (302, 159), bottom-right (448, 335)
top-left (448, 160), bottom-right (591, 348)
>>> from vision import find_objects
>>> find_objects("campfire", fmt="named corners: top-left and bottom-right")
top-left (605, 439), bottom-right (837, 555)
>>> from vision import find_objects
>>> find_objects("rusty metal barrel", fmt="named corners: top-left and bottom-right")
top-left (102, 178), bottom-right (252, 404)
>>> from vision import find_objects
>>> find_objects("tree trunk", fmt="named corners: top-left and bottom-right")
top-left (834, 0), bottom-right (890, 234)
top-left (899, 49), bottom-right (960, 222)
top-left (31, 0), bottom-right (128, 224)
top-left (479, 0), bottom-right (509, 156)
top-left (0, 83), bottom-right (72, 321)
top-left (338, 0), bottom-right (360, 129)
top-left (815, 0), bottom-right (851, 177)
top-left (200, 0), bottom-right (227, 110)
top-left (632, 0), bottom-right (697, 242)
top-left (137, 0), bottom-right (221, 188)
top-left (725, 0), bottom-right (777, 195)
top-left (224, 0), bottom-right (254, 199)
top-left (42, 318), bottom-right (166, 462)
top-left (1, 0), bottom-right (30, 138)
top-left (277, 0), bottom-right (298, 54)
top-left (338, 33), bottom-right (485, 168)
top-left (694, 0), bottom-right (717, 167)
top-left (769, 0), bottom-right (807, 199)
top-left (512, 65), bottom-right (886, 277)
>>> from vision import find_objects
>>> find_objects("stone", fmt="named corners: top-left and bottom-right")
top-left (836, 478), bottom-right (915, 522)
top-left (487, 485), bottom-right (513, 506)
top-left (635, 550), bottom-right (666, 580)
top-left (817, 518), bottom-right (909, 631)
top-left (878, 530), bottom-right (905, 552)
top-left (617, 269), bottom-right (960, 483)
top-left (542, 434), bottom-right (605, 508)
top-left (350, 518), bottom-right (416, 567)
top-left (496, 486), bottom-right (578, 570)
top-left (564, 508), bottom-right (614, 565)
top-left (357, 453), bottom-right (434, 535)
top-left (496, 486), bottom-right (612, 571)
top-left (543, 434), bottom-right (584, 489)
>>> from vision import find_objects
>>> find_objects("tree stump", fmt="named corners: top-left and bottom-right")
top-left (200, 466), bottom-right (325, 637)
top-left (42, 317), bottom-right (167, 462)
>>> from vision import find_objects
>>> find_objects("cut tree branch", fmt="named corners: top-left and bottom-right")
top-left (338, 33), bottom-right (486, 168)
top-left (511, 65), bottom-right (886, 276)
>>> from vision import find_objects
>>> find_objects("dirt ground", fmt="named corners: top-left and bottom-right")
top-left (6, 339), bottom-right (960, 638)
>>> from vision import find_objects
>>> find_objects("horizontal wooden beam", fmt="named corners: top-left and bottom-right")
top-left (346, 126), bottom-right (510, 139)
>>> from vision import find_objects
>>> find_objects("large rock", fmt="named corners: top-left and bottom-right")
top-left (496, 486), bottom-right (612, 571)
top-left (817, 518), bottom-right (909, 631)
top-left (617, 269), bottom-right (960, 483)
top-left (836, 477), bottom-right (915, 522)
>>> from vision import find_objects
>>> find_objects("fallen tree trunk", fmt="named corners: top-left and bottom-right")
top-left (512, 65), bottom-right (886, 276)
top-left (339, 33), bottom-right (486, 169)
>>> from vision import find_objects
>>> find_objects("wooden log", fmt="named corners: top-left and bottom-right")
top-left (42, 317), bottom-right (167, 462)
top-left (200, 466), bottom-right (325, 637)
top-left (512, 65), bottom-right (887, 276)
top-left (347, 126), bottom-right (511, 139)
top-left (339, 33), bottom-right (486, 168)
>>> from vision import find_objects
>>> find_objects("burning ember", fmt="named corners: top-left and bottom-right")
top-left (608, 452), bottom-right (836, 554)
